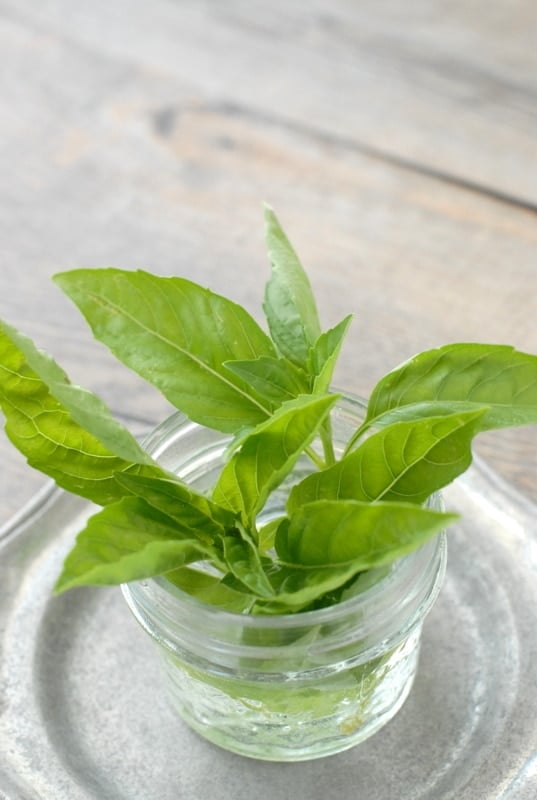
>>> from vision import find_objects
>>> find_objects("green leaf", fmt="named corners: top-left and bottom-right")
top-left (309, 315), bottom-right (353, 394)
top-left (255, 558), bottom-right (366, 613)
top-left (276, 500), bottom-right (455, 568)
top-left (258, 515), bottom-right (286, 553)
top-left (221, 531), bottom-right (275, 598)
top-left (54, 497), bottom-right (214, 593)
top-left (115, 472), bottom-right (236, 543)
top-left (0, 321), bottom-right (164, 505)
top-left (54, 268), bottom-right (276, 433)
top-left (212, 393), bottom-right (339, 525)
top-left (288, 408), bottom-right (487, 512)
top-left (366, 343), bottom-right (537, 431)
top-left (263, 206), bottom-right (322, 368)
top-left (0, 320), bottom-right (153, 464)
top-left (164, 567), bottom-right (253, 612)
top-left (224, 355), bottom-right (310, 405)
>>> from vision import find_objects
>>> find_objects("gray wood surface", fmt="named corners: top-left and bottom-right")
top-left (1, 0), bottom-right (536, 525)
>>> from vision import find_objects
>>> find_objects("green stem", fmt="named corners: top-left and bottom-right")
top-left (320, 419), bottom-right (336, 466)
top-left (304, 446), bottom-right (326, 469)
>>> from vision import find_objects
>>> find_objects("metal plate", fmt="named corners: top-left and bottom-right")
top-left (1, 460), bottom-right (536, 799)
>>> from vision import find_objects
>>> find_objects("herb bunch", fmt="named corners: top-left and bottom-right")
top-left (1, 208), bottom-right (536, 614)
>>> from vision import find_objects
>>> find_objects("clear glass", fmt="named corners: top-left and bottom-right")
top-left (122, 395), bottom-right (447, 761)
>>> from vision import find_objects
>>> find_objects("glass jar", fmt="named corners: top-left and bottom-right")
top-left (122, 395), bottom-right (447, 761)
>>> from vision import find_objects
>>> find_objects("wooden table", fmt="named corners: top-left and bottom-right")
top-left (1, 0), bottom-right (537, 526)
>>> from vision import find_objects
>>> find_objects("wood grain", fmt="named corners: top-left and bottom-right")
top-left (0, 1), bottom-right (536, 526)
top-left (1, 0), bottom-right (537, 204)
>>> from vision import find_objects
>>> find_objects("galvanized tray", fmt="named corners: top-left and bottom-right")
top-left (1, 460), bottom-right (536, 800)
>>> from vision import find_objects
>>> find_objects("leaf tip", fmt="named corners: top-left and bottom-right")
top-left (52, 573), bottom-right (70, 596)
top-left (51, 270), bottom-right (72, 289)
top-left (263, 204), bottom-right (281, 235)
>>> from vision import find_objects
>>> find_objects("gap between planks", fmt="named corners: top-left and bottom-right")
top-left (202, 100), bottom-right (537, 217)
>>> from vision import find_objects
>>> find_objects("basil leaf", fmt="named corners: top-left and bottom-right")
top-left (54, 497), bottom-right (214, 593)
top-left (212, 393), bottom-right (339, 525)
top-left (224, 355), bottom-right (310, 405)
top-left (164, 567), bottom-right (253, 612)
top-left (54, 268), bottom-right (275, 433)
top-left (309, 315), bottom-right (353, 394)
top-left (222, 532), bottom-right (275, 599)
top-left (0, 320), bottom-right (152, 464)
top-left (258, 516), bottom-right (286, 553)
top-left (115, 472), bottom-right (235, 541)
top-left (263, 206), bottom-right (322, 368)
top-left (276, 500), bottom-right (455, 567)
top-left (288, 408), bottom-right (487, 512)
top-left (255, 559), bottom-right (366, 613)
top-left (0, 321), bottom-right (164, 505)
top-left (366, 343), bottom-right (537, 431)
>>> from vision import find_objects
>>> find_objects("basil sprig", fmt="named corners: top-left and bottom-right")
top-left (1, 207), bottom-right (536, 612)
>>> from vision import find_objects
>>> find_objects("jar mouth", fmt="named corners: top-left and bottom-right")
top-left (141, 532), bottom-right (444, 625)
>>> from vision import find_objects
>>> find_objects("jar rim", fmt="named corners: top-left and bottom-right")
top-left (124, 531), bottom-right (444, 625)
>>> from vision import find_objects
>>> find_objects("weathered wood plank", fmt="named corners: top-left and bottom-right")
top-left (1, 0), bottom-right (537, 204)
